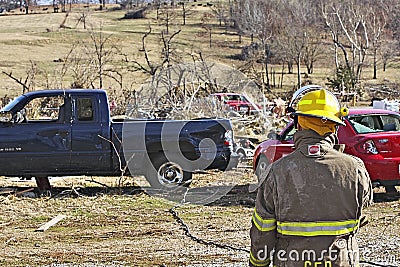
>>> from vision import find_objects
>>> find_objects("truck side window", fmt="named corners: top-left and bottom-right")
top-left (23, 96), bottom-right (65, 122)
top-left (77, 98), bottom-right (94, 121)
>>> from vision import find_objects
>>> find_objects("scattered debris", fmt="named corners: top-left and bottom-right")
top-left (15, 188), bottom-right (35, 198)
top-left (0, 188), bottom-right (16, 195)
top-left (372, 99), bottom-right (399, 112)
top-left (35, 214), bottom-right (66, 232)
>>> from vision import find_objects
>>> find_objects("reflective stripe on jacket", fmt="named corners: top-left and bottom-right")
top-left (252, 208), bottom-right (276, 232)
top-left (249, 130), bottom-right (373, 267)
top-left (276, 219), bottom-right (359, 236)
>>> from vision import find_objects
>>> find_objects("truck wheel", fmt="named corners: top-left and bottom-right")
top-left (146, 156), bottom-right (192, 189)
top-left (255, 156), bottom-right (270, 182)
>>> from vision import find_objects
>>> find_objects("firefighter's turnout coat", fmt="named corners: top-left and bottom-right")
top-left (250, 130), bottom-right (373, 267)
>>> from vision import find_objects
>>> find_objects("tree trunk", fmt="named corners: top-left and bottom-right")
top-left (373, 48), bottom-right (377, 79)
top-left (271, 68), bottom-right (275, 88)
top-left (182, 5), bottom-right (186, 25)
top-left (287, 61), bottom-right (293, 74)
top-left (265, 60), bottom-right (270, 90)
top-left (166, 12), bottom-right (169, 34)
top-left (297, 53), bottom-right (301, 87)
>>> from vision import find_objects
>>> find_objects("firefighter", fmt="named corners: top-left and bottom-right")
top-left (249, 88), bottom-right (373, 267)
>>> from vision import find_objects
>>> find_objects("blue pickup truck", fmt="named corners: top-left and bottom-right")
top-left (0, 89), bottom-right (238, 192)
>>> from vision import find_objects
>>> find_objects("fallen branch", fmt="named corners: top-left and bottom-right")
top-left (15, 188), bottom-right (35, 197)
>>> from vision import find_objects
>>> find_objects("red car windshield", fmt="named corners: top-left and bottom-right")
top-left (223, 95), bottom-right (247, 102)
top-left (347, 114), bottom-right (400, 134)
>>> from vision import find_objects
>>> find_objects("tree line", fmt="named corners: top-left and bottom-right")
top-left (225, 0), bottom-right (400, 93)
top-left (126, 0), bottom-right (400, 95)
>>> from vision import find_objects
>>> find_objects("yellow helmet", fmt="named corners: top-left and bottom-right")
top-left (295, 89), bottom-right (348, 126)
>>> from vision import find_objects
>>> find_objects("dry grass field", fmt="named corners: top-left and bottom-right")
top-left (0, 3), bottom-right (399, 100)
top-left (0, 3), bottom-right (249, 98)
top-left (0, 173), bottom-right (399, 266)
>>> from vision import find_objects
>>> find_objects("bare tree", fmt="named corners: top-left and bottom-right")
top-left (321, 0), bottom-right (372, 90)
top-left (75, 8), bottom-right (91, 29)
top-left (85, 26), bottom-right (120, 89)
top-left (211, 0), bottom-right (230, 32)
top-left (276, 1), bottom-right (306, 87)
top-left (302, 33), bottom-right (324, 75)
top-left (49, 26), bottom-right (122, 89)
top-left (201, 12), bottom-right (214, 48)
top-left (130, 26), bottom-right (159, 76)
top-left (61, 42), bottom-right (97, 89)
top-left (178, 1), bottom-right (194, 26)
top-left (277, 0), bottom-right (324, 86)
top-left (2, 61), bottom-right (42, 93)
top-left (234, 0), bottom-right (280, 90)
top-left (364, 1), bottom-right (389, 79)
top-left (128, 25), bottom-right (183, 111)
top-left (379, 36), bottom-right (400, 72)
top-left (157, 3), bottom-right (178, 35)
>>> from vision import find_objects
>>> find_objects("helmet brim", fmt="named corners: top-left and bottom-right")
top-left (295, 111), bottom-right (346, 126)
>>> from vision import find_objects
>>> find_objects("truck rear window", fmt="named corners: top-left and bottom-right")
top-left (77, 98), bottom-right (94, 121)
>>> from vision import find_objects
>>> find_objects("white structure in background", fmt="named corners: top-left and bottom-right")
top-left (373, 99), bottom-right (399, 112)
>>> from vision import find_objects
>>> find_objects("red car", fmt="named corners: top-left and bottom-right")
top-left (211, 93), bottom-right (261, 114)
top-left (253, 108), bottom-right (400, 189)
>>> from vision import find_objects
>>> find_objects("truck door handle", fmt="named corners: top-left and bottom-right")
top-left (56, 131), bottom-right (69, 138)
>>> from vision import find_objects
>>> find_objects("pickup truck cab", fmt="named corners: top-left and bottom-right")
top-left (0, 89), bottom-right (238, 192)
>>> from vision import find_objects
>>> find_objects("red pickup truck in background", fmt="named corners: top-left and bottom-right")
top-left (211, 93), bottom-right (261, 114)
top-left (253, 108), bottom-right (400, 191)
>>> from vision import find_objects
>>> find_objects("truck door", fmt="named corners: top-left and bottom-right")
top-left (70, 95), bottom-right (111, 172)
top-left (0, 94), bottom-right (71, 175)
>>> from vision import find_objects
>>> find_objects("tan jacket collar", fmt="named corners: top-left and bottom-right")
top-left (294, 129), bottom-right (344, 157)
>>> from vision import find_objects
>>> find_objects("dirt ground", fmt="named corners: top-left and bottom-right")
top-left (0, 168), bottom-right (399, 267)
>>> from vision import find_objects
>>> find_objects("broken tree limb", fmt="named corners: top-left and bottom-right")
top-left (35, 214), bottom-right (66, 232)
top-left (15, 188), bottom-right (35, 197)
top-left (1, 71), bottom-right (29, 93)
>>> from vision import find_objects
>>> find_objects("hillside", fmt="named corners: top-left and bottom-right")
top-left (0, 2), bottom-right (399, 104)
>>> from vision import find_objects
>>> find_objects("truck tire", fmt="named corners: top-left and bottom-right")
top-left (255, 156), bottom-right (270, 182)
top-left (145, 156), bottom-right (192, 189)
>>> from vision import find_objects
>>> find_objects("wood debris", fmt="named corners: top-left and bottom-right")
top-left (35, 214), bottom-right (66, 232)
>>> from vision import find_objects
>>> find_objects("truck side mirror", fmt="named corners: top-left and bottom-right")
top-left (267, 132), bottom-right (279, 140)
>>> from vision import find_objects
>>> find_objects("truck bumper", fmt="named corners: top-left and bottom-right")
top-left (207, 151), bottom-right (239, 171)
